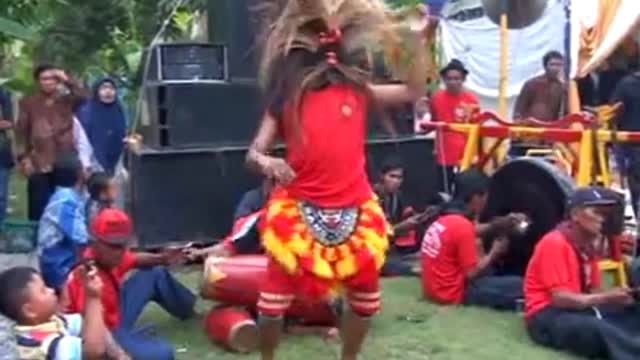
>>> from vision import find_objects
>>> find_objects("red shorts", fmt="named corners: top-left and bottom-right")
top-left (258, 257), bottom-right (381, 318)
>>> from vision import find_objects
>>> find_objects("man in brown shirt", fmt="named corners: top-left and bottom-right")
top-left (16, 64), bottom-right (87, 220)
top-left (511, 51), bottom-right (567, 157)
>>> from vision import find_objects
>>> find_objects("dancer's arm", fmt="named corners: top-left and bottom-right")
top-left (246, 112), bottom-right (295, 184)
top-left (247, 112), bottom-right (278, 173)
top-left (369, 9), bottom-right (429, 107)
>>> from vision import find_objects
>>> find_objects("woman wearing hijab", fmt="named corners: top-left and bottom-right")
top-left (76, 78), bottom-right (127, 175)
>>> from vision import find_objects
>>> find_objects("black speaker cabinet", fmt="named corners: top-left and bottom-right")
top-left (208, 0), bottom-right (259, 81)
top-left (129, 136), bottom-right (437, 248)
top-left (141, 82), bottom-right (261, 148)
top-left (129, 145), bottom-right (260, 248)
top-left (146, 43), bottom-right (228, 83)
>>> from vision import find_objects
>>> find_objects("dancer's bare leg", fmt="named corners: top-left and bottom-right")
top-left (260, 316), bottom-right (283, 360)
top-left (340, 308), bottom-right (371, 360)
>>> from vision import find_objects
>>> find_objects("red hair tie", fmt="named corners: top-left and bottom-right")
top-left (326, 51), bottom-right (338, 66)
top-left (319, 28), bottom-right (342, 45)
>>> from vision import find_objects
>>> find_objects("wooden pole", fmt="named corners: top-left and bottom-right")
top-left (492, 0), bottom-right (510, 169)
top-left (498, 0), bottom-right (509, 117)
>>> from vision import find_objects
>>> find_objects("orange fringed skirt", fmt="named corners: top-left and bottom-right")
top-left (259, 189), bottom-right (390, 299)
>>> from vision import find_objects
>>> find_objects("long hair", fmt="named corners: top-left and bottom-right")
top-left (255, 0), bottom-right (397, 119)
top-left (263, 25), bottom-right (372, 121)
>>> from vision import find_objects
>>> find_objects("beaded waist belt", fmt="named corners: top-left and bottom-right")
top-left (299, 202), bottom-right (359, 247)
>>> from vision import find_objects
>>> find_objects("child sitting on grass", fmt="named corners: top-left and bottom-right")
top-left (0, 266), bottom-right (129, 359)
top-left (86, 171), bottom-right (117, 225)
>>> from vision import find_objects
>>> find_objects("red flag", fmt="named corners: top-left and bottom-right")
top-left (223, 211), bottom-right (264, 252)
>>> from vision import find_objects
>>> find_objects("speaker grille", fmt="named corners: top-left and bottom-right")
top-left (148, 43), bottom-right (227, 82)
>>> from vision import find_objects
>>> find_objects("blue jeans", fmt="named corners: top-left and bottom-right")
top-left (112, 267), bottom-right (196, 360)
top-left (464, 275), bottom-right (524, 311)
top-left (0, 167), bottom-right (10, 225)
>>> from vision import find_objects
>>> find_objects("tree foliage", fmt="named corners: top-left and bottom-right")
top-left (0, 0), bottom-right (207, 94)
top-left (0, 0), bottom-right (423, 96)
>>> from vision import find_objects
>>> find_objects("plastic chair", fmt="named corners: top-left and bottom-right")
top-left (598, 259), bottom-right (628, 288)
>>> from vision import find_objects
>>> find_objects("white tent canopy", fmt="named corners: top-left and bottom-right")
top-left (436, 0), bottom-right (640, 113)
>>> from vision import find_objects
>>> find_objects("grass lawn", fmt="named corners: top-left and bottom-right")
top-left (140, 272), bottom-right (580, 360)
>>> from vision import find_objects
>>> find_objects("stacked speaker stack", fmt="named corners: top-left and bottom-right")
top-left (130, 0), bottom-right (438, 248)
top-left (132, 0), bottom-right (264, 247)
top-left (140, 0), bottom-right (261, 149)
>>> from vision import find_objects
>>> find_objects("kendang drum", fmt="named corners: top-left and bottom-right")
top-left (205, 306), bottom-right (259, 353)
top-left (202, 255), bottom-right (338, 326)
top-left (202, 255), bottom-right (266, 307)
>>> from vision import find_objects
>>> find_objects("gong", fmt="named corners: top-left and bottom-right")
top-left (480, 158), bottom-right (574, 276)
top-left (482, 0), bottom-right (549, 29)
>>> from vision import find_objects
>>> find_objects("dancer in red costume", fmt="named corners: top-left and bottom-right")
top-left (247, 1), bottom-right (430, 359)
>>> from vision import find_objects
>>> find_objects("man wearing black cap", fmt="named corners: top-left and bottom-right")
top-left (525, 186), bottom-right (640, 359)
top-left (421, 169), bottom-right (524, 309)
top-left (430, 59), bottom-right (480, 193)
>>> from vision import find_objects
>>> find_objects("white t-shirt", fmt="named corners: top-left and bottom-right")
top-left (52, 314), bottom-right (83, 360)
top-left (14, 314), bottom-right (84, 360)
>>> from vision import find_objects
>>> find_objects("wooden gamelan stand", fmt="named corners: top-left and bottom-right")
top-left (422, 106), bottom-right (640, 287)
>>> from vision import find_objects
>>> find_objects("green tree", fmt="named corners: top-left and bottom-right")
top-left (0, 0), bottom-right (206, 95)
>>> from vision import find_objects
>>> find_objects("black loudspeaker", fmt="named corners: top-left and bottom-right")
top-left (208, 0), bottom-right (259, 81)
top-left (129, 146), bottom-right (259, 248)
top-left (129, 136), bottom-right (438, 248)
top-left (141, 82), bottom-right (261, 148)
top-left (146, 43), bottom-right (228, 83)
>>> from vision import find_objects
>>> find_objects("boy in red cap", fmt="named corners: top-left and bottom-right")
top-left (65, 209), bottom-right (195, 360)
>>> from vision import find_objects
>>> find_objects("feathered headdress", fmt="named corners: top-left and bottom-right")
top-left (254, 0), bottom-right (427, 91)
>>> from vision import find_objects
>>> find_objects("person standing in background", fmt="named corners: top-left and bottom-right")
top-left (513, 51), bottom-right (566, 122)
top-left (511, 51), bottom-right (566, 157)
top-left (0, 87), bottom-right (14, 225)
top-left (610, 69), bottom-right (640, 216)
top-left (76, 78), bottom-right (127, 175)
top-left (430, 59), bottom-right (480, 194)
top-left (15, 65), bottom-right (86, 221)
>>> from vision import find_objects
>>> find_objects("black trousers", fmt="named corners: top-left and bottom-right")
top-left (435, 164), bottom-right (456, 195)
top-left (615, 144), bottom-right (640, 217)
top-left (528, 306), bottom-right (640, 360)
top-left (27, 172), bottom-right (56, 221)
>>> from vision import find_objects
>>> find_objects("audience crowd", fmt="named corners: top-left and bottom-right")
top-left (0, 48), bottom-right (638, 360)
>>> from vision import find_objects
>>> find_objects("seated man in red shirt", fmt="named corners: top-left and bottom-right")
top-left (430, 59), bottom-right (480, 193)
top-left (525, 186), bottom-right (640, 359)
top-left (64, 209), bottom-right (196, 360)
top-left (421, 169), bottom-right (524, 310)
